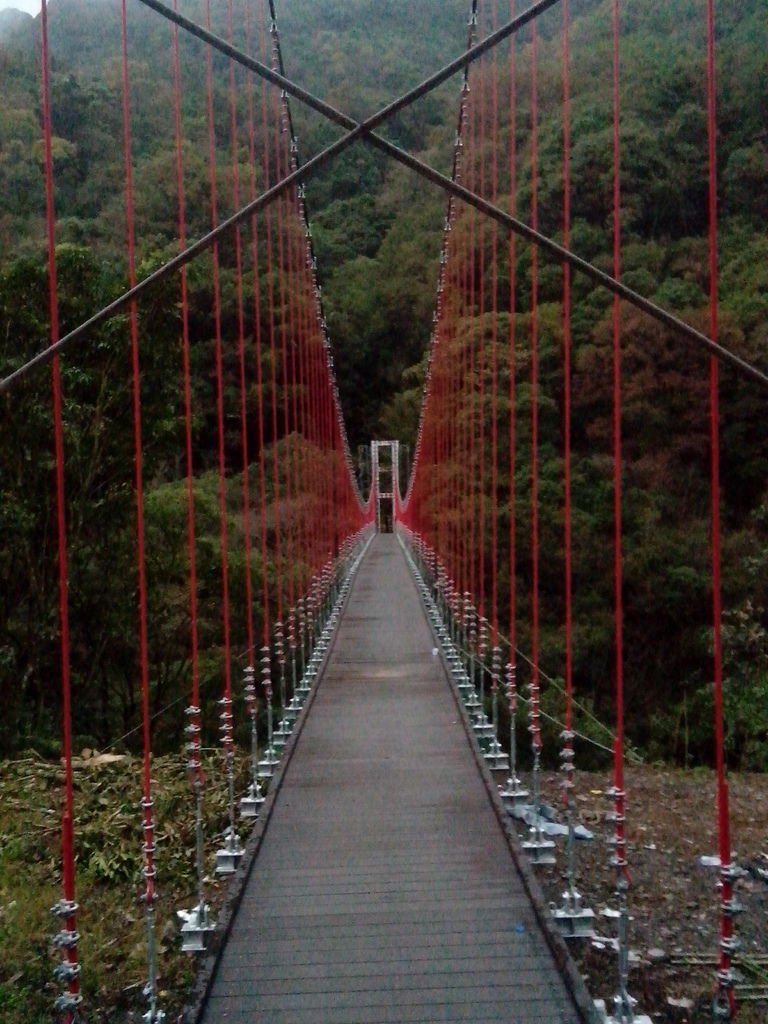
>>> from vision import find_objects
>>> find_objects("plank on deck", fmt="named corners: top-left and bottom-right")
top-left (200, 534), bottom-right (584, 1023)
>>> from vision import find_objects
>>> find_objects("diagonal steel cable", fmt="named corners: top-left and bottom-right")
top-left (0, 0), bottom-right (557, 394)
top-left (136, 0), bottom-right (768, 388)
top-left (3, 0), bottom-right (767, 392)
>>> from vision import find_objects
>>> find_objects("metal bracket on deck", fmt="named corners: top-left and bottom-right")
top-left (593, 997), bottom-right (652, 1024)
top-left (178, 902), bottom-right (215, 953)
top-left (483, 738), bottom-right (510, 775)
top-left (256, 747), bottom-right (280, 780)
top-left (498, 774), bottom-right (530, 813)
top-left (214, 825), bottom-right (244, 876)
top-left (553, 889), bottom-right (596, 940)
top-left (472, 710), bottom-right (497, 743)
top-left (240, 781), bottom-right (266, 819)
top-left (521, 832), bottom-right (557, 866)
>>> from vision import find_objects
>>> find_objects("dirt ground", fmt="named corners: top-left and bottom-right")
top-left (527, 767), bottom-right (768, 1023)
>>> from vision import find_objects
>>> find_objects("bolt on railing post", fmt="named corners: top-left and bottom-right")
top-left (276, 621), bottom-right (287, 716)
top-left (178, 704), bottom-right (215, 950)
top-left (240, 664), bottom-right (264, 819)
top-left (288, 610), bottom-right (297, 700)
top-left (508, 661), bottom-right (517, 775)
top-left (478, 616), bottom-right (488, 712)
top-left (214, 692), bottom-right (243, 875)
top-left (521, 663), bottom-right (556, 865)
top-left (484, 645), bottom-right (510, 774)
top-left (257, 645), bottom-right (280, 781)
top-left (552, 723), bottom-right (595, 939)
top-left (245, 665), bottom-right (258, 782)
top-left (499, 660), bottom-right (529, 812)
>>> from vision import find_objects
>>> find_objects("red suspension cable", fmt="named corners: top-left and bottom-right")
top-left (121, 0), bottom-right (153, 920)
top-left (201, 0), bottom-right (241, 877)
top-left (297, 220), bottom-right (314, 592)
top-left (561, 0), bottom-right (574, 767)
top-left (285, 115), bottom-right (308, 660)
top-left (243, 0), bottom-right (270, 648)
top-left (119, 0), bottom-right (161, 1015)
top-left (489, 0), bottom-right (500, 643)
top-left (449, 210), bottom-right (459, 585)
top-left (290, 188), bottom-right (305, 591)
top-left (170, 0), bottom-right (206, 833)
top-left (266, 18), bottom-right (283, 627)
top-left (203, 0), bottom-right (233, 712)
top-left (41, 0), bottom-right (80, 1015)
top-left (273, 58), bottom-right (293, 618)
top-left (528, 18), bottom-right (541, 755)
top-left (610, 0), bottom-right (628, 882)
top-left (226, 0), bottom-right (255, 667)
top-left (477, 0), bottom-right (487, 624)
top-left (460, 7), bottom-right (476, 602)
top-left (507, 0), bottom-right (517, 666)
top-left (467, 44), bottom-right (477, 608)
top-left (706, 0), bottom-right (735, 1014)
top-left (288, 184), bottom-right (302, 606)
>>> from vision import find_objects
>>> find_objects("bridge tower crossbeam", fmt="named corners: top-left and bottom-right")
top-left (371, 440), bottom-right (400, 533)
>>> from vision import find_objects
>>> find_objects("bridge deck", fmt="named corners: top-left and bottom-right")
top-left (200, 535), bottom-right (587, 1023)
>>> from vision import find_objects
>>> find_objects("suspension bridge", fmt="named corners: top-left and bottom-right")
top-left (0, 0), bottom-right (763, 1022)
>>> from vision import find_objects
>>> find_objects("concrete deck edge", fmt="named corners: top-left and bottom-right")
top-left (401, 546), bottom-right (599, 1024)
top-left (179, 542), bottom-right (371, 1024)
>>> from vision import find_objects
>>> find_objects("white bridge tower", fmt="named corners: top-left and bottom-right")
top-left (370, 440), bottom-right (400, 532)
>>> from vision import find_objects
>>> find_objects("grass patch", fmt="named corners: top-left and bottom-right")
top-left (0, 752), bottom-right (250, 1022)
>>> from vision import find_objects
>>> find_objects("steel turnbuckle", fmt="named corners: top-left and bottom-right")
top-left (54, 990), bottom-right (83, 1013)
top-left (52, 928), bottom-right (80, 951)
top-left (51, 899), bottom-right (79, 920)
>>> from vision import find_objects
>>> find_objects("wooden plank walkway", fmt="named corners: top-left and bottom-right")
top-left (199, 535), bottom-right (590, 1023)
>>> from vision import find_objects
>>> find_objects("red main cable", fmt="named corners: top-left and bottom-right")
top-left (41, 0), bottom-right (80, 1014)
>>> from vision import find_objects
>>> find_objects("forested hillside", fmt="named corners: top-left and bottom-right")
top-left (1, 0), bottom-right (767, 767)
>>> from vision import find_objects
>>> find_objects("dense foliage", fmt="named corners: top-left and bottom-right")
top-left (0, 0), bottom-right (767, 767)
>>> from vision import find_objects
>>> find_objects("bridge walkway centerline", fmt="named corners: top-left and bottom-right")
top-left (198, 533), bottom-right (590, 1023)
